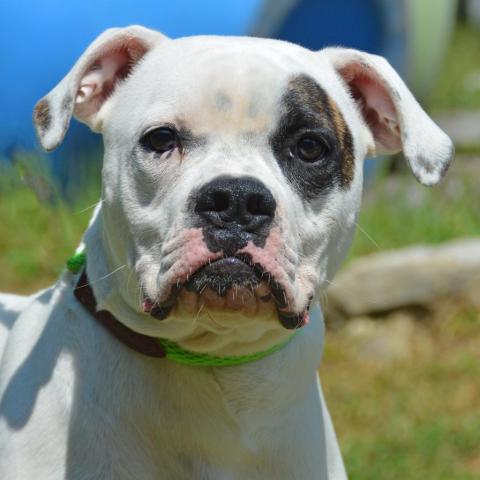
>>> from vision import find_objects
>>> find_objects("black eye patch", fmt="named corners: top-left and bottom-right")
top-left (269, 74), bottom-right (354, 200)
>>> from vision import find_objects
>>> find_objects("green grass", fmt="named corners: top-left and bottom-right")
top-left (349, 171), bottom-right (480, 260)
top-left (322, 306), bottom-right (480, 480)
top-left (0, 163), bottom-right (99, 293)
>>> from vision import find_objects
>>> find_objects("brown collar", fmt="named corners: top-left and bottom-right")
top-left (74, 270), bottom-right (166, 358)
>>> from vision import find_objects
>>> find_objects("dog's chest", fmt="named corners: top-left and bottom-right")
top-left (85, 350), bottom-right (315, 477)
top-left (65, 315), bottom-right (324, 479)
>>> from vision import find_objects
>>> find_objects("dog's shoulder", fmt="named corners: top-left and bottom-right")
top-left (0, 290), bottom-right (47, 360)
top-left (0, 279), bottom-right (87, 378)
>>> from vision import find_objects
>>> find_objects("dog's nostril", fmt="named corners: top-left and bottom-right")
top-left (195, 190), bottom-right (230, 215)
top-left (212, 191), bottom-right (230, 212)
top-left (194, 176), bottom-right (276, 232)
top-left (246, 193), bottom-right (273, 217)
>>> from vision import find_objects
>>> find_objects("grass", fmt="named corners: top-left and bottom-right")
top-left (348, 168), bottom-right (480, 260)
top-left (0, 161), bottom-right (99, 293)
top-left (322, 304), bottom-right (480, 479)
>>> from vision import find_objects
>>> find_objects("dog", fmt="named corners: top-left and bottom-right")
top-left (0, 26), bottom-right (453, 479)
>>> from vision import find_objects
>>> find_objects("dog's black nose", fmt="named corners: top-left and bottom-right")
top-left (195, 176), bottom-right (276, 232)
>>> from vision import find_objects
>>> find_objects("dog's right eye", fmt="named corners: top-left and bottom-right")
top-left (141, 127), bottom-right (178, 154)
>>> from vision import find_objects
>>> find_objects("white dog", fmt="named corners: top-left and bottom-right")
top-left (0, 26), bottom-right (453, 479)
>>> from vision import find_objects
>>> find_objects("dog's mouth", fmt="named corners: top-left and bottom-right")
top-left (142, 255), bottom-right (310, 330)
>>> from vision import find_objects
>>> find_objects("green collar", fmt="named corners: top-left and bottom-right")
top-left (158, 336), bottom-right (295, 367)
top-left (68, 252), bottom-right (296, 367)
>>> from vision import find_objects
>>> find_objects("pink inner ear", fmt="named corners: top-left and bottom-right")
top-left (76, 50), bottom-right (130, 102)
top-left (74, 41), bottom-right (146, 124)
top-left (340, 64), bottom-right (402, 153)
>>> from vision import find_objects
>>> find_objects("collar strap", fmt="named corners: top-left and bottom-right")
top-left (74, 270), bottom-right (166, 357)
top-left (73, 266), bottom-right (296, 366)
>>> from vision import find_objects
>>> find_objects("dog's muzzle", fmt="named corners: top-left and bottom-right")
top-left (143, 176), bottom-right (310, 330)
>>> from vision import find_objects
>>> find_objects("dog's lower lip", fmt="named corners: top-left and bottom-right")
top-left (184, 257), bottom-right (260, 296)
top-left (278, 310), bottom-right (309, 329)
top-left (145, 284), bottom-right (181, 320)
top-left (146, 256), bottom-right (309, 329)
top-left (150, 304), bottom-right (174, 320)
top-left (269, 280), bottom-right (288, 309)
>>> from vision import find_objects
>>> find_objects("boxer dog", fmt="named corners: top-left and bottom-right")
top-left (0, 26), bottom-right (453, 479)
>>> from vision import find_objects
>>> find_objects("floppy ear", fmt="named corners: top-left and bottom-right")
top-left (324, 47), bottom-right (454, 186)
top-left (33, 25), bottom-right (167, 152)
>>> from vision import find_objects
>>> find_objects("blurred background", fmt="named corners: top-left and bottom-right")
top-left (0, 0), bottom-right (479, 478)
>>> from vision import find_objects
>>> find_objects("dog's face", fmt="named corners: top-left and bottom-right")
top-left (100, 37), bottom-right (364, 349)
top-left (34, 27), bottom-right (453, 354)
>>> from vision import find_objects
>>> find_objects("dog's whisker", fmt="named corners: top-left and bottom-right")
top-left (75, 199), bottom-right (104, 215)
top-left (317, 289), bottom-right (330, 309)
top-left (355, 222), bottom-right (381, 249)
top-left (125, 267), bottom-right (135, 295)
top-left (193, 302), bottom-right (205, 324)
top-left (204, 309), bottom-right (225, 330)
top-left (83, 265), bottom-right (127, 287)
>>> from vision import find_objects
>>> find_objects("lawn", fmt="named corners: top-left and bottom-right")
top-left (322, 302), bottom-right (480, 480)
top-left (0, 162), bottom-right (98, 293)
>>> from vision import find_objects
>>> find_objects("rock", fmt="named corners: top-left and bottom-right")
top-left (342, 312), bottom-right (433, 363)
top-left (328, 238), bottom-right (480, 317)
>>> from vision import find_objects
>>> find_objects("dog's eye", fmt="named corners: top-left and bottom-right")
top-left (141, 127), bottom-right (178, 153)
top-left (295, 135), bottom-right (329, 163)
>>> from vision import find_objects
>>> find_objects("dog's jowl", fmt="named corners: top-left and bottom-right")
top-left (0, 26), bottom-right (453, 479)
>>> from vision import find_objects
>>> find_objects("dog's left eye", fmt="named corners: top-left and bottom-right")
top-left (141, 127), bottom-right (178, 154)
top-left (294, 135), bottom-right (330, 163)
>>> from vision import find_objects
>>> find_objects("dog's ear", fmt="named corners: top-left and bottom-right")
top-left (323, 47), bottom-right (454, 186)
top-left (33, 25), bottom-right (167, 152)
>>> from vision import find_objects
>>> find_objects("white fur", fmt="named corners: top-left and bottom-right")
top-left (1, 26), bottom-right (453, 479)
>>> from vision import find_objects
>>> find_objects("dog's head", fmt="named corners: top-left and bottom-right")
top-left (34, 26), bottom-right (453, 355)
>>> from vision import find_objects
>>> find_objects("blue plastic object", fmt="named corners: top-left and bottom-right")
top-left (0, 0), bottom-right (262, 160)
top-left (276, 0), bottom-right (383, 52)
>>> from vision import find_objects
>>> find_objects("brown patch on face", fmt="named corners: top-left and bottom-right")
top-left (33, 98), bottom-right (51, 133)
top-left (326, 95), bottom-right (355, 187)
top-left (270, 74), bottom-right (355, 200)
top-left (288, 74), bottom-right (355, 189)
